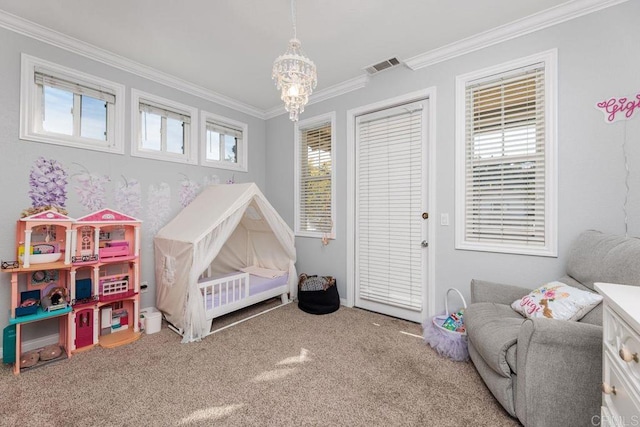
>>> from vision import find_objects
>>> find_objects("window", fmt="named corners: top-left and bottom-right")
top-left (20, 54), bottom-right (125, 153)
top-left (131, 89), bottom-right (198, 164)
top-left (295, 112), bottom-right (336, 239)
top-left (455, 50), bottom-right (557, 256)
top-left (200, 111), bottom-right (248, 171)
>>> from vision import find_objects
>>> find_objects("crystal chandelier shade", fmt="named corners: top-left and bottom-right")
top-left (272, 0), bottom-right (317, 121)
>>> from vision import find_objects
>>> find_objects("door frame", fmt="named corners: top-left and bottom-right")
top-left (345, 87), bottom-right (437, 323)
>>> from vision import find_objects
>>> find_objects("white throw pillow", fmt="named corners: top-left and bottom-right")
top-left (511, 281), bottom-right (603, 321)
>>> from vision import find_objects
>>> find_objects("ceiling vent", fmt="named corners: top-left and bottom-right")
top-left (364, 57), bottom-right (401, 75)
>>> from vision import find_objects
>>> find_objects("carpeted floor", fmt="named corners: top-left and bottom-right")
top-left (0, 302), bottom-right (519, 426)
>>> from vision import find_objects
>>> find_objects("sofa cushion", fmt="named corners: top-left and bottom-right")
top-left (566, 230), bottom-right (640, 291)
top-left (465, 302), bottom-right (525, 378)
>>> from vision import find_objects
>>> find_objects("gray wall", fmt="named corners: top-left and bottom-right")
top-left (265, 1), bottom-right (640, 316)
top-left (1, 1), bottom-right (639, 346)
top-left (0, 27), bottom-right (266, 340)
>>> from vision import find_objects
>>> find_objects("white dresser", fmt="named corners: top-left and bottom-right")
top-left (595, 283), bottom-right (640, 427)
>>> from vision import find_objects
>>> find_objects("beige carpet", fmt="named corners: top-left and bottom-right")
top-left (0, 302), bottom-right (519, 427)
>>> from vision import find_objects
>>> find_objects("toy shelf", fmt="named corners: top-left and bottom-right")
top-left (99, 328), bottom-right (141, 349)
top-left (9, 305), bottom-right (71, 325)
top-left (4, 261), bottom-right (70, 273)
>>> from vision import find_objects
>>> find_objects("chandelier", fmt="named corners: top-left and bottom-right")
top-left (272, 0), bottom-right (317, 122)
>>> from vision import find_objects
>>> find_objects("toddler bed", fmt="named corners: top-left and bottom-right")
top-left (154, 183), bottom-right (297, 343)
top-left (198, 267), bottom-right (289, 320)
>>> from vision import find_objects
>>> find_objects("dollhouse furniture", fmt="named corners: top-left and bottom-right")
top-left (465, 230), bottom-right (640, 427)
top-left (595, 282), bottom-right (640, 426)
top-left (1, 208), bottom-right (143, 374)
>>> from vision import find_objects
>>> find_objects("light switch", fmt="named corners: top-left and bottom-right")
top-left (440, 213), bottom-right (450, 226)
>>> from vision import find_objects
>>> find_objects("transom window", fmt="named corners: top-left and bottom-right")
top-left (455, 50), bottom-right (557, 257)
top-left (131, 89), bottom-right (198, 164)
top-left (20, 54), bottom-right (124, 154)
top-left (200, 111), bottom-right (248, 171)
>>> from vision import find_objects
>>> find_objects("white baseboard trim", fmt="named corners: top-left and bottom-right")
top-left (0, 333), bottom-right (59, 361)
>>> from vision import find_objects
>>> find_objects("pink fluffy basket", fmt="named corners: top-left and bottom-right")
top-left (423, 288), bottom-right (469, 362)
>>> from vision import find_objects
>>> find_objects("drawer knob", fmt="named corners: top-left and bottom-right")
top-left (602, 382), bottom-right (617, 395)
top-left (619, 346), bottom-right (639, 363)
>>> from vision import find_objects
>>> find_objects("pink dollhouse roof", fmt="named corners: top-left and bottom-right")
top-left (75, 209), bottom-right (141, 224)
top-left (21, 209), bottom-right (75, 222)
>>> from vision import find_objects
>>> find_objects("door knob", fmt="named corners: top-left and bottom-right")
top-left (421, 240), bottom-right (428, 247)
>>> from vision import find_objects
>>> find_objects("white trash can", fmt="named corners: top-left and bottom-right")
top-left (140, 307), bottom-right (162, 334)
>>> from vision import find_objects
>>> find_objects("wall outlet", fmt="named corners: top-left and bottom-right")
top-left (140, 281), bottom-right (149, 293)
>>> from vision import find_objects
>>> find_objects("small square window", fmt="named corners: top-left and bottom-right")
top-left (131, 89), bottom-right (197, 165)
top-left (200, 111), bottom-right (247, 172)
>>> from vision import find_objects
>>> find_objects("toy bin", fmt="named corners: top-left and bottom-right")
top-left (16, 290), bottom-right (41, 317)
top-left (140, 307), bottom-right (161, 334)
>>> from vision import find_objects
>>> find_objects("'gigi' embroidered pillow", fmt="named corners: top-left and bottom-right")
top-left (511, 281), bottom-right (603, 321)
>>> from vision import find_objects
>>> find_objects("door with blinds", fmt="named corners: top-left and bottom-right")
top-left (355, 101), bottom-right (428, 323)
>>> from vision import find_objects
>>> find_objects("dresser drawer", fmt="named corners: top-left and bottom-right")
top-left (602, 352), bottom-right (640, 424)
top-left (604, 306), bottom-right (640, 384)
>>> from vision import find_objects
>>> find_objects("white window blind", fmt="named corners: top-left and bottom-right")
top-left (139, 102), bottom-right (191, 124)
top-left (298, 121), bottom-right (333, 235)
top-left (35, 70), bottom-right (116, 104)
top-left (463, 63), bottom-right (546, 248)
top-left (206, 121), bottom-right (242, 139)
top-left (356, 103), bottom-right (423, 311)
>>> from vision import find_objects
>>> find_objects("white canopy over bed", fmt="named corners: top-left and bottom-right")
top-left (154, 183), bottom-right (297, 343)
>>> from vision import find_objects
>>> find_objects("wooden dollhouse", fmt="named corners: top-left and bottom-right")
top-left (1, 208), bottom-right (142, 374)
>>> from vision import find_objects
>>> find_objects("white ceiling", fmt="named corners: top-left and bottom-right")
top-left (0, 1), bottom-right (616, 115)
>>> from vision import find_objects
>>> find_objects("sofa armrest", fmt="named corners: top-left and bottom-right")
top-left (516, 318), bottom-right (602, 427)
top-left (470, 279), bottom-right (531, 305)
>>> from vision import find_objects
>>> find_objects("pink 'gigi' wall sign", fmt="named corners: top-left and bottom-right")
top-left (596, 92), bottom-right (640, 123)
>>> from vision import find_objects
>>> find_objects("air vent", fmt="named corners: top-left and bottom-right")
top-left (364, 57), bottom-right (401, 75)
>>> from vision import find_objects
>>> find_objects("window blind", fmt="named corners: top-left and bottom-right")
top-left (298, 122), bottom-right (332, 234)
top-left (464, 64), bottom-right (546, 246)
top-left (356, 104), bottom-right (423, 311)
top-left (35, 70), bottom-right (115, 104)
top-left (139, 102), bottom-right (191, 124)
top-left (206, 121), bottom-right (242, 139)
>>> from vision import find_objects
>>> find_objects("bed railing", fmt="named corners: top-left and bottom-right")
top-left (199, 272), bottom-right (250, 313)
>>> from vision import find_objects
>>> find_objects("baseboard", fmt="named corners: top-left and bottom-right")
top-left (0, 333), bottom-right (60, 361)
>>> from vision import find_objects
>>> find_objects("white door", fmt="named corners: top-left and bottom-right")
top-left (354, 101), bottom-right (428, 322)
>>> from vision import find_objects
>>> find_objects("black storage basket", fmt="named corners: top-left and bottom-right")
top-left (297, 274), bottom-right (340, 315)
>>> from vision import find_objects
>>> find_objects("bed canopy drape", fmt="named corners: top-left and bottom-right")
top-left (154, 183), bottom-right (297, 343)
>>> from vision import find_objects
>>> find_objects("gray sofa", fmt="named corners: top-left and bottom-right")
top-left (465, 230), bottom-right (640, 427)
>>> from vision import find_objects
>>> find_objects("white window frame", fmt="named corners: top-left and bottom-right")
top-left (200, 111), bottom-right (248, 171)
top-left (294, 112), bottom-right (336, 239)
top-left (131, 89), bottom-right (198, 165)
top-left (455, 49), bottom-right (557, 257)
top-left (19, 54), bottom-right (125, 154)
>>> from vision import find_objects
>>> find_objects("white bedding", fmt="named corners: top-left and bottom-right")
top-left (239, 265), bottom-right (287, 279)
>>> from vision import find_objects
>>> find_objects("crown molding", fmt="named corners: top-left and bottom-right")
top-left (0, 10), bottom-right (266, 119)
top-left (404, 0), bottom-right (630, 70)
top-left (264, 74), bottom-right (370, 120)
